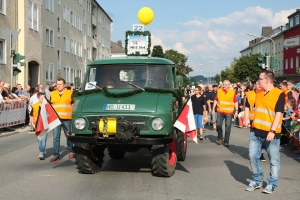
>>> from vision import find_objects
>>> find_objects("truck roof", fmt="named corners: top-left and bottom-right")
top-left (89, 57), bottom-right (174, 66)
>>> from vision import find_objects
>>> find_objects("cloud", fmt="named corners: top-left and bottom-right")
top-left (152, 6), bottom-right (296, 76)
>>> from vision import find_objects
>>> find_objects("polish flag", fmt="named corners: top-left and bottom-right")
top-left (35, 98), bottom-right (61, 140)
top-left (173, 98), bottom-right (197, 143)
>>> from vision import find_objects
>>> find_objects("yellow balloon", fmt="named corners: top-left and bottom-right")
top-left (137, 7), bottom-right (154, 26)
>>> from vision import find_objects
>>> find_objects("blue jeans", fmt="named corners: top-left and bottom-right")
top-left (249, 131), bottom-right (280, 188)
top-left (38, 134), bottom-right (48, 155)
top-left (52, 120), bottom-right (73, 157)
top-left (216, 112), bottom-right (233, 143)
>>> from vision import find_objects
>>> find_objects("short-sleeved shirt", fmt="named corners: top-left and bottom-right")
top-left (191, 94), bottom-right (206, 115)
top-left (284, 107), bottom-right (293, 127)
top-left (245, 92), bottom-right (285, 139)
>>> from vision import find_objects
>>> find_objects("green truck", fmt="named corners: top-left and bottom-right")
top-left (67, 57), bottom-right (187, 177)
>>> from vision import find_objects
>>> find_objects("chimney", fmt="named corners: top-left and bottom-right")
top-left (117, 40), bottom-right (122, 47)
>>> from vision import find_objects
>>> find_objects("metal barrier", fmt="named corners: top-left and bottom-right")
top-left (0, 100), bottom-right (27, 128)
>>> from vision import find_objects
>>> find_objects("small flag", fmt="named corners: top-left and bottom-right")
top-left (35, 98), bottom-right (61, 140)
top-left (173, 98), bottom-right (197, 143)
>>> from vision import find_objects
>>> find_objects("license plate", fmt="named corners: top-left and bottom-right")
top-left (104, 104), bottom-right (135, 110)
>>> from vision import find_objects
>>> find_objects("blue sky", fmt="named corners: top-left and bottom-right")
top-left (98, 0), bottom-right (298, 78)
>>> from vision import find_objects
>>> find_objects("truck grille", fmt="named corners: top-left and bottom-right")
top-left (86, 116), bottom-right (151, 131)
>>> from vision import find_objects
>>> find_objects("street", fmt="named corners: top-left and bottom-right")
top-left (0, 126), bottom-right (299, 200)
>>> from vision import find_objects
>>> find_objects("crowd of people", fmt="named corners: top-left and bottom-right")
top-left (0, 79), bottom-right (76, 161)
top-left (183, 70), bottom-right (300, 194)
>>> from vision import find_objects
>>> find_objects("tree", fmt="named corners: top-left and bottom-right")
top-left (233, 54), bottom-right (263, 82)
top-left (164, 49), bottom-right (193, 86)
top-left (151, 45), bottom-right (165, 58)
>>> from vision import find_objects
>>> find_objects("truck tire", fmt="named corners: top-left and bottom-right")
top-left (176, 130), bottom-right (187, 161)
top-left (151, 140), bottom-right (177, 177)
top-left (73, 143), bottom-right (105, 174)
top-left (108, 148), bottom-right (126, 159)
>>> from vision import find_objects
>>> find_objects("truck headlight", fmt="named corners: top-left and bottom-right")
top-left (74, 118), bottom-right (86, 130)
top-left (152, 118), bottom-right (164, 131)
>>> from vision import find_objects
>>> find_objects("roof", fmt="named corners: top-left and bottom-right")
top-left (111, 41), bottom-right (125, 54)
top-left (94, 0), bottom-right (113, 22)
top-left (89, 57), bottom-right (175, 66)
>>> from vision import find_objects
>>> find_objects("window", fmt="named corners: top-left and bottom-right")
top-left (291, 57), bottom-right (294, 69)
top-left (28, 1), bottom-right (38, 31)
top-left (0, 0), bottom-right (6, 15)
top-left (87, 24), bottom-right (91, 37)
top-left (285, 59), bottom-right (288, 69)
top-left (74, 41), bottom-right (77, 56)
top-left (87, 1), bottom-right (91, 14)
top-left (83, 9), bottom-right (86, 24)
top-left (78, 0), bottom-right (82, 5)
top-left (70, 39), bottom-right (74, 55)
top-left (57, 16), bottom-right (61, 37)
top-left (64, 67), bottom-right (70, 83)
top-left (289, 18), bottom-right (294, 28)
top-left (46, 0), bottom-right (54, 12)
top-left (296, 15), bottom-right (299, 25)
top-left (63, 36), bottom-right (70, 52)
top-left (46, 63), bottom-right (54, 82)
top-left (63, 4), bottom-right (67, 20)
top-left (77, 69), bottom-right (82, 82)
top-left (0, 38), bottom-right (5, 64)
top-left (67, 6), bottom-right (70, 23)
top-left (46, 27), bottom-right (54, 47)
top-left (296, 56), bottom-right (299, 68)
top-left (70, 10), bottom-right (74, 25)
top-left (57, 0), bottom-right (60, 5)
top-left (57, 49), bottom-right (61, 70)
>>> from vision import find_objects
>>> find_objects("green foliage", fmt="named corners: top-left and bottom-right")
top-left (233, 54), bottom-right (263, 82)
top-left (164, 49), bottom-right (193, 86)
top-left (215, 54), bottom-right (263, 83)
top-left (151, 45), bottom-right (165, 58)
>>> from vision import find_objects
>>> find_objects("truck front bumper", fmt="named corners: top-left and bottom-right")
top-left (67, 134), bottom-right (174, 145)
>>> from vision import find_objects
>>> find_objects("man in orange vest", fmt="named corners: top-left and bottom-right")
top-left (49, 78), bottom-right (74, 162)
top-left (212, 80), bottom-right (238, 147)
top-left (245, 70), bottom-right (284, 194)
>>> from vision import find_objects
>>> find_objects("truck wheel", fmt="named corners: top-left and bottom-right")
top-left (108, 148), bottom-right (126, 159)
top-left (151, 139), bottom-right (177, 177)
top-left (73, 143), bottom-right (105, 174)
top-left (176, 130), bottom-right (187, 161)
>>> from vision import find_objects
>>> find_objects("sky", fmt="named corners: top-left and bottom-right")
top-left (98, 0), bottom-right (299, 78)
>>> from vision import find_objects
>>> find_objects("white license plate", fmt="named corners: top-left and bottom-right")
top-left (104, 104), bottom-right (135, 110)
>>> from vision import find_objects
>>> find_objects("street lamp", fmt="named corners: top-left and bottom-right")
top-left (247, 33), bottom-right (275, 56)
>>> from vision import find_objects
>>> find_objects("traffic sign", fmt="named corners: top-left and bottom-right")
top-left (283, 36), bottom-right (300, 47)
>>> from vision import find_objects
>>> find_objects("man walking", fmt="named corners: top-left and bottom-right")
top-left (49, 78), bottom-right (74, 162)
top-left (245, 70), bottom-right (284, 194)
top-left (212, 80), bottom-right (238, 147)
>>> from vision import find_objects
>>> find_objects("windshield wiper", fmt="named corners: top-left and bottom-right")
top-left (121, 81), bottom-right (145, 91)
top-left (87, 82), bottom-right (101, 89)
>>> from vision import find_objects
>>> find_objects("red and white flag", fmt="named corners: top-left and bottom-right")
top-left (173, 98), bottom-right (197, 143)
top-left (35, 98), bottom-right (61, 140)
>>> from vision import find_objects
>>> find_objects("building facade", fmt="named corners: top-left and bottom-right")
top-left (283, 9), bottom-right (300, 80)
top-left (0, 0), bottom-right (112, 88)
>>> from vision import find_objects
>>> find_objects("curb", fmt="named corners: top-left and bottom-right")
top-left (0, 126), bottom-right (31, 138)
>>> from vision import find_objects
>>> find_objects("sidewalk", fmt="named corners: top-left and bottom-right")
top-left (0, 125), bottom-right (31, 138)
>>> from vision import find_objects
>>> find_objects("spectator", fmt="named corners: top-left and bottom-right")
top-left (38, 84), bottom-right (44, 92)
top-left (44, 84), bottom-right (51, 98)
top-left (0, 80), bottom-right (4, 87)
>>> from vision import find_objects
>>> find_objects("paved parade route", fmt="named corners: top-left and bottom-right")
top-left (0, 126), bottom-right (299, 200)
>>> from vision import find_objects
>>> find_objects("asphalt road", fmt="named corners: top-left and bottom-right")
top-left (0, 126), bottom-right (299, 200)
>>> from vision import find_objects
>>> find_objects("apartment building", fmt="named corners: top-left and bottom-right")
top-left (0, 0), bottom-right (112, 87)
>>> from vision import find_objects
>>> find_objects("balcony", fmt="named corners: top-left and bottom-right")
top-left (92, 15), bottom-right (97, 27)
top-left (93, 39), bottom-right (97, 49)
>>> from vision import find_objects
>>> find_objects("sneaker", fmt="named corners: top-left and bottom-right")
top-left (199, 135), bottom-right (204, 140)
top-left (262, 185), bottom-right (275, 194)
top-left (38, 155), bottom-right (45, 160)
top-left (260, 154), bottom-right (266, 162)
top-left (245, 181), bottom-right (263, 191)
top-left (29, 129), bottom-right (35, 133)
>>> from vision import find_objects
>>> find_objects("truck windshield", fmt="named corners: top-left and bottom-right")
top-left (86, 65), bottom-right (170, 89)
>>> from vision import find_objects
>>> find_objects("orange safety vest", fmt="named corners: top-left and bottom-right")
top-left (32, 102), bottom-right (40, 125)
top-left (245, 90), bottom-right (256, 121)
top-left (252, 87), bottom-right (283, 133)
top-left (217, 88), bottom-right (235, 114)
top-left (50, 90), bottom-right (73, 119)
